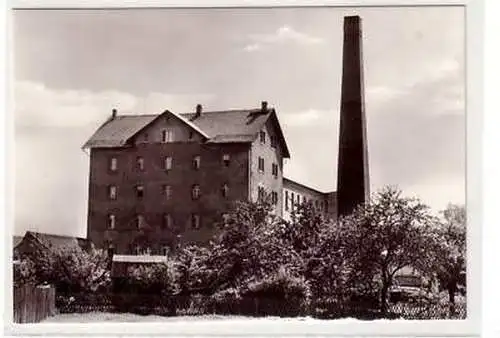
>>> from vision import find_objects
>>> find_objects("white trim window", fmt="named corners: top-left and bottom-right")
top-left (193, 155), bottom-right (201, 170)
top-left (164, 156), bottom-right (173, 170)
top-left (108, 214), bottom-right (116, 229)
top-left (161, 129), bottom-right (174, 143)
top-left (109, 157), bottom-right (118, 171)
top-left (108, 185), bottom-right (117, 200)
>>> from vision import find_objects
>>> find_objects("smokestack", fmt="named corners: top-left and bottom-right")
top-left (111, 108), bottom-right (117, 119)
top-left (336, 15), bottom-right (370, 218)
top-left (195, 104), bottom-right (202, 118)
top-left (261, 101), bottom-right (268, 113)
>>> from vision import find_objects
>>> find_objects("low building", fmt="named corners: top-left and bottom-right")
top-left (14, 231), bottom-right (93, 260)
top-left (283, 177), bottom-right (337, 221)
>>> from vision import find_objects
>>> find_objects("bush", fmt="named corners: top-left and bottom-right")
top-left (127, 260), bottom-right (180, 295)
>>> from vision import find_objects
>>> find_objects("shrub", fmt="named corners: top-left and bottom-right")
top-left (127, 260), bottom-right (180, 295)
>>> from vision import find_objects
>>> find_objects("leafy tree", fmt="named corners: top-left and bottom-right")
top-left (25, 245), bottom-right (111, 293)
top-left (426, 204), bottom-right (466, 306)
top-left (340, 186), bottom-right (436, 313)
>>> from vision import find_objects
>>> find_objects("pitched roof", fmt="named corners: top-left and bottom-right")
top-left (24, 231), bottom-right (89, 251)
top-left (83, 114), bottom-right (158, 148)
top-left (13, 235), bottom-right (23, 248)
top-left (283, 177), bottom-right (335, 196)
top-left (83, 107), bottom-right (290, 158)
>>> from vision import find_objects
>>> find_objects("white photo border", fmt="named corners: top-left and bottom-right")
top-left (2, 0), bottom-right (483, 337)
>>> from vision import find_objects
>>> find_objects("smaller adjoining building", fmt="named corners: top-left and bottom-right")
top-left (14, 231), bottom-right (93, 261)
top-left (282, 177), bottom-right (337, 221)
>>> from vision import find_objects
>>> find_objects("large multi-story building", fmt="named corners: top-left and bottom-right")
top-left (83, 102), bottom-right (335, 255)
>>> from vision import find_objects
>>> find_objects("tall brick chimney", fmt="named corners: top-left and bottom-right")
top-left (336, 15), bottom-right (370, 218)
top-left (111, 108), bottom-right (117, 119)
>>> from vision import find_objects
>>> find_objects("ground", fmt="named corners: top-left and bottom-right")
top-left (42, 312), bottom-right (362, 323)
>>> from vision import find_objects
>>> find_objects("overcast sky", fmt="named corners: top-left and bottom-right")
top-left (13, 6), bottom-right (465, 237)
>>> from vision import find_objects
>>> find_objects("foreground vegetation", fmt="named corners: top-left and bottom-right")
top-left (15, 186), bottom-right (466, 318)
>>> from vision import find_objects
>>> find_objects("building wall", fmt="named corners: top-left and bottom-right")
top-left (282, 179), bottom-right (337, 221)
top-left (249, 119), bottom-right (284, 216)
top-left (87, 120), bottom-right (250, 253)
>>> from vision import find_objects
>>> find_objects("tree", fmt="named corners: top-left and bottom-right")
top-left (340, 186), bottom-right (436, 313)
top-left (427, 204), bottom-right (466, 307)
top-left (26, 245), bottom-right (111, 293)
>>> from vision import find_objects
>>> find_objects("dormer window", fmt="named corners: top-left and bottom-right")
top-left (161, 129), bottom-right (173, 143)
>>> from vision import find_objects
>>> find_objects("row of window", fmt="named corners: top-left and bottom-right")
top-left (284, 191), bottom-right (329, 213)
top-left (259, 130), bottom-right (278, 149)
top-left (107, 183), bottom-right (230, 200)
top-left (107, 213), bottom-right (201, 230)
top-left (257, 157), bottom-right (279, 178)
top-left (109, 154), bottom-right (231, 172)
top-left (257, 187), bottom-right (279, 205)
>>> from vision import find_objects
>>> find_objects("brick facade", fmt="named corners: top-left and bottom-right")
top-left (85, 105), bottom-right (336, 255)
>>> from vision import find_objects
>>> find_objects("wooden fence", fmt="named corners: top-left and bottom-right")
top-left (13, 284), bottom-right (56, 323)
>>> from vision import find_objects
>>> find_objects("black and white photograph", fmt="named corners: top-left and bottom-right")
top-left (9, 3), bottom-right (473, 331)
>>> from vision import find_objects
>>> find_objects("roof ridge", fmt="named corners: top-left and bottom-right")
top-left (180, 108), bottom-right (263, 115)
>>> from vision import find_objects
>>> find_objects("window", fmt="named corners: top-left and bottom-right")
top-left (108, 214), bottom-right (116, 229)
top-left (137, 157), bottom-right (144, 171)
top-left (163, 213), bottom-right (172, 229)
top-left (136, 214), bottom-right (145, 229)
top-left (191, 214), bottom-right (201, 229)
top-left (109, 158), bottom-right (118, 171)
top-left (272, 163), bottom-right (278, 177)
top-left (303, 196), bottom-right (306, 204)
top-left (291, 192), bottom-right (295, 209)
top-left (193, 156), bottom-right (201, 170)
top-left (270, 135), bottom-right (277, 148)
top-left (258, 186), bottom-right (265, 201)
top-left (108, 186), bottom-right (117, 200)
top-left (163, 185), bottom-right (172, 200)
top-left (325, 200), bottom-right (329, 212)
top-left (137, 246), bottom-right (151, 255)
top-left (285, 191), bottom-right (289, 211)
top-left (189, 131), bottom-right (194, 140)
top-left (221, 183), bottom-right (229, 198)
top-left (136, 185), bottom-right (144, 199)
top-left (161, 129), bottom-right (173, 143)
top-left (161, 246), bottom-right (170, 256)
top-left (192, 184), bottom-right (201, 200)
top-left (271, 191), bottom-right (278, 205)
top-left (259, 130), bottom-right (266, 144)
top-left (164, 157), bottom-right (173, 170)
top-left (223, 154), bottom-right (230, 167)
top-left (258, 157), bottom-right (265, 172)
top-left (296, 194), bottom-right (300, 207)
top-left (315, 200), bottom-right (319, 209)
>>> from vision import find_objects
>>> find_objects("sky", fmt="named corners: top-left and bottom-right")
top-left (12, 6), bottom-right (465, 237)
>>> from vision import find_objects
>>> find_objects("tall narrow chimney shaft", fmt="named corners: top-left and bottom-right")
top-left (336, 16), bottom-right (370, 218)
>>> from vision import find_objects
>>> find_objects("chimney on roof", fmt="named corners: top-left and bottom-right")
top-left (194, 104), bottom-right (202, 118)
top-left (111, 108), bottom-right (117, 119)
top-left (261, 101), bottom-right (268, 113)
